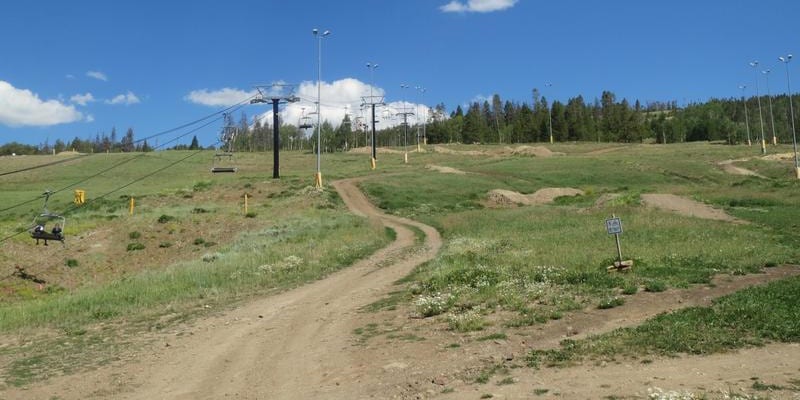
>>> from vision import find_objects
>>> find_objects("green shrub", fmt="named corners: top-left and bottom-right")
top-left (598, 297), bottom-right (625, 309)
top-left (245, 212), bottom-right (257, 218)
top-left (192, 181), bottom-right (213, 191)
top-left (158, 242), bottom-right (172, 248)
top-left (621, 284), bottom-right (638, 295)
top-left (126, 243), bottom-right (145, 251)
top-left (193, 238), bottom-right (205, 245)
top-left (65, 259), bottom-right (79, 268)
top-left (645, 280), bottom-right (668, 292)
top-left (157, 215), bottom-right (175, 224)
top-left (128, 231), bottom-right (141, 239)
top-left (448, 310), bottom-right (486, 332)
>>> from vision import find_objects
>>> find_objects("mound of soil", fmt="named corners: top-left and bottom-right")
top-left (503, 145), bottom-right (565, 157)
top-left (717, 159), bottom-right (765, 178)
top-left (425, 165), bottom-right (467, 175)
top-left (431, 146), bottom-right (486, 156)
top-left (762, 152), bottom-right (796, 161)
top-left (641, 194), bottom-right (745, 223)
top-left (487, 187), bottom-right (584, 207)
top-left (348, 147), bottom-right (402, 154)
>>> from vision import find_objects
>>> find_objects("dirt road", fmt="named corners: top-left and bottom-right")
top-left (120, 178), bottom-right (441, 399)
top-left (5, 179), bottom-right (800, 399)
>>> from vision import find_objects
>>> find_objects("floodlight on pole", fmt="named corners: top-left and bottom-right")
top-left (738, 85), bottom-right (752, 146)
top-left (414, 85), bottom-right (427, 146)
top-left (762, 69), bottom-right (777, 145)
top-left (778, 54), bottom-right (799, 179)
top-left (313, 28), bottom-right (331, 188)
top-left (750, 61), bottom-right (767, 154)
top-left (545, 82), bottom-right (554, 144)
top-left (365, 62), bottom-right (381, 166)
top-left (399, 84), bottom-right (414, 163)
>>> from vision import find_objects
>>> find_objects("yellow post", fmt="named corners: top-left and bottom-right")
top-left (370, 157), bottom-right (376, 170)
top-left (73, 190), bottom-right (85, 205)
top-left (314, 172), bottom-right (323, 188)
top-left (244, 194), bottom-right (248, 215)
top-left (129, 197), bottom-right (135, 215)
top-left (404, 152), bottom-right (408, 164)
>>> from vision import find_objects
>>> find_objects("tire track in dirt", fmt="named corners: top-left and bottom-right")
top-left (1, 178), bottom-right (441, 400)
top-left (113, 178), bottom-right (443, 400)
top-left (5, 178), bottom-right (800, 400)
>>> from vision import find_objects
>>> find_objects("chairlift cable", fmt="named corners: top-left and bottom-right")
top-left (0, 95), bottom-right (255, 179)
top-left (0, 154), bottom-right (88, 177)
top-left (0, 99), bottom-right (251, 216)
top-left (0, 140), bottom-right (221, 245)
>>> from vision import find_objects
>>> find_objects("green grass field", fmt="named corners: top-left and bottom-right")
top-left (1, 142), bottom-right (799, 386)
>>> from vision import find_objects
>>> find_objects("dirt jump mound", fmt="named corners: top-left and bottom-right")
top-left (641, 194), bottom-right (745, 223)
top-left (503, 145), bottom-right (565, 157)
top-left (487, 187), bottom-right (584, 207)
top-left (425, 164), bottom-right (467, 175)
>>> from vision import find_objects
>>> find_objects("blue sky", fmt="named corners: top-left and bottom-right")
top-left (1, 0), bottom-right (798, 147)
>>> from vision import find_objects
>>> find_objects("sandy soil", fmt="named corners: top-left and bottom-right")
top-left (426, 165), bottom-right (467, 175)
top-left (2, 181), bottom-right (799, 400)
top-left (718, 159), bottom-right (766, 178)
top-left (641, 194), bottom-right (745, 224)
top-left (432, 145), bottom-right (562, 157)
top-left (487, 188), bottom-right (584, 207)
top-left (348, 146), bottom-right (403, 154)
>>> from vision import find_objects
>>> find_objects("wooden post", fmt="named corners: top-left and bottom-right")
top-left (129, 197), bottom-right (135, 215)
top-left (244, 194), bottom-right (248, 215)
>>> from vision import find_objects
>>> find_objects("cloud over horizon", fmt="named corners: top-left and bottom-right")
top-left (106, 91), bottom-right (140, 105)
top-left (186, 78), bottom-right (431, 132)
top-left (0, 81), bottom-right (84, 127)
top-left (70, 92), bottom-right (95, 106)
top-left (86, 70), bottom-right (108, 81)
top-left (184, 88), bottom-right (257, 107)
top-left (440, 0), bottom-right (517, 13)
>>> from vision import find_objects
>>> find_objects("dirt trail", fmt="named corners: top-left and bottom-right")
top-left (4, 179), bottom-right (442, 400)
top-left (117, 178), bottom-right (443, 399)
top-left (718, 159), bottom-right (766, 178)
top-left (641, 193), bottom-right (745, 224)
top-left (4, 181), bottom-right (800, 400)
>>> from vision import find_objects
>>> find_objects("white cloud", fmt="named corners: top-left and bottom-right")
top-left (70, 92), bottom-right (95, 106)
top-left (0, 80), bottom-right (84, 127)
top-left (252, 78), bottom-right (431, 132)
top-left (440, 0), bottom-right (517, 13)
top-left (106, 91), bottom-right (140, 105)
top-left (184, 88), bottom-right (257, 107)
top-left (86, 71), bottom-right (108, 81)
top-left (66, 74), bottom-right (76, 80)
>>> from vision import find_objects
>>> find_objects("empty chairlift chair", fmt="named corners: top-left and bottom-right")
top-left (211, 121), bottom-right (239, 173)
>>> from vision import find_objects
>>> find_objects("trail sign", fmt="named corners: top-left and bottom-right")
top-left (604, 214), bottom-right (632, 271)
top-left (605, 217), bottom-right (622, 235)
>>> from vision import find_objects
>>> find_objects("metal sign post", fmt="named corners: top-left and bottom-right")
top-left (605, 214), bottom-right (632, 271)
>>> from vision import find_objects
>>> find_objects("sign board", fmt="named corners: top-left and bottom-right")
top-left (605, 217), bottom-right (622, 235)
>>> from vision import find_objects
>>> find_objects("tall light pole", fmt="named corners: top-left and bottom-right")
top-left (739, 85), bottom-right (752, 146)
top-left (365, 62), bottom-right (381, 167)
top-left (779, 54), bottom-right (799, 179)
top-left (750, 61), bottom-right (767, 154)
top-left (762, 69), bottom-right (778, 145)
top-left (415, 85), bottom-right (427, 146)
top-left (312, 28), bottom-right (331, 188)
top-left (399, 84), bottom-right (414, 163)
top-left (545, 82), bottom-right (554, 144)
